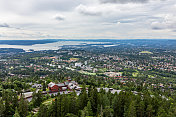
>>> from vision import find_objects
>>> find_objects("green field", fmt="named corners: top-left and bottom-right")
top-left (132, 72), bottom-right (139, 77)
top-left (139, 51), bottom-right (153, 54)
top-left (79, 71), bottom-right (96, 75)
top-left (98, 68), bottom-right (107, 73)
top-left (42, 98), bottom-right (55, 105)
top-left (70, 58), bottom-right (79, 61)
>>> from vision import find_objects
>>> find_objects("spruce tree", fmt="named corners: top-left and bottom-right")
top-left (124, 101), bottom-right (136, 117)
top-left (14, 107), bottom-right (20, 117)
top-left (0, 99), bottom-right (5, 117)
top-left (38, 104), bottom-right (48, 117)
top-left (86, 101), bottom-right (93, 116)
top-left (18, 95), bottom-right (28, 117)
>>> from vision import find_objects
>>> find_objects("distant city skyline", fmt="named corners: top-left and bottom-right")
top-left (0, 0), bottom-right (176, 40)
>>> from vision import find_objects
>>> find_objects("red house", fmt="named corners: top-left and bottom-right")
top-left (49, 84), bottom-right (59, 92)
top-left (48, 82), bottom-right (67, 92)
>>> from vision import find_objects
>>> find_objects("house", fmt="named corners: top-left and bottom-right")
top-left (48, 80), bottom-right (81, 92)
top-left (32, 83), bottom-right (42, 88)
top-left (48, 82), bottom-right (59, 92)
top-left (48, 82), bottom-right (67, 92)
top-left (75, 62), bottom-right (82, 67)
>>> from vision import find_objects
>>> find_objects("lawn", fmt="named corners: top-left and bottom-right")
top-left (79, 71), bottom-right (96, 75)
top-left (139, 51), bottom-right (153, 54)
top-left (42, 98), bottom-right (55, 105)
top-left (148, 75), bottom-right (155, 78)
top-left (70, 58), bottom-right (79, 61)
top-left (132, 72), bottom-right (139, 77)
top-left (98, 68), bottom-right (107, 72)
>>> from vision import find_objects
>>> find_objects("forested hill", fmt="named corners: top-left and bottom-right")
top-left (2, 86), bottom-right (175, 117)
top-left (0, 39), bottom-right (58, 45)
top-left (0, 48), bottom-right (25, 53)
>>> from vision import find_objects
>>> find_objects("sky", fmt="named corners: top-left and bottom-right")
top-left (0, 0), bottom-right (176, 40)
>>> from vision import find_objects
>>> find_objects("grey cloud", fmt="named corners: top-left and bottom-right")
top-left (31, 0), bottom-right (81, 12)
top-left (100, 0), bottom-right (149, 4)
top-left (117, 19), bottom-right (137, 23)
top-left (79, 10), bottom-right (102, 16)
top-left (0, 23), bottom-right (10, 28)
top-left (0, 23), bottom-right (22, 29)
top-left (0, 0), bottom-right (84, 15)
top-left (152, 26), bottom-right (164, 30)
top-left (76, 4), bottom-right (102, 16)
top-left (99, 0), bottom-right (166, 4)
top-left (151, 14), bottom-right (176, 32)
top-left (54, 15), bottom-right (65, 21)
top-left (151, 21), bottom-right (176, 31)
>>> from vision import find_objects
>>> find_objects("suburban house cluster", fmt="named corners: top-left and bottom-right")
top-left (48, 79), bottom-right (82, 92)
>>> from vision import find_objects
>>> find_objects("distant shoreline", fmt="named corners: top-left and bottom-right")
top-left (0, 39), bottom-right (176, 46)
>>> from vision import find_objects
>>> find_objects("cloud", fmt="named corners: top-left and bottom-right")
top-left (0, 23), bottom-right (22, 29)
top-left (151, 14), bottom-right (176, 31)
top-left (99, 0), bottom-right (149, 4)
top-left (53, 14), bottom-right (65, 21)
top-left (0, 23), bottom-right (10, 28)
top-left (99, 0), bottom-right (166, 4)
top-left (0, 0), bottom-right (83, 15)
top-left (0, 0), bottom-right (175, 39)
top-left (76, 4), bottom-right (102, 16)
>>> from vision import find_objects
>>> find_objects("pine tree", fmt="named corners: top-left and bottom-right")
top-left (86, 101), bottom-right (93, 116)
top-left (65, 113), bottom-right (78, 117)
top-left (42, 82), bottom-right (46, 91)
top-left (88, 85), bottom-right (92, 98)
top-left (18, 95), bottom-right (28, 117)
top-left (90, 87), bottom-right (98, 114)
top-left (14, 107), bottom-right (20, 117)
top-left (32, 91), bottom-right (43, 107)
top-left (103, 106), bottom-right (113, 117)
top-left (38, 104), bottom-right (48, 117)
top-left (70, 91), bottom-right (78, 115)
top-left (136, 101), bottom-right (145, 117)
top-left (47, 99), bottom-right (57, 117)
top-left (124, 101), bottom-right (136, 117)
top-left (157, 107), bottom-right (167, 117)
top-left (112, 95), bottom-right (118, 117)
top-left (146, 104), bottom-right (154, 117)
top-left (0, 98), bottom-right (5, 117)
top-left (79, 85), bottom-right (88, 110)
top-left (3, 90), bottom-right (13, 117)
top-left (103, 94), bottom-right (110, 108)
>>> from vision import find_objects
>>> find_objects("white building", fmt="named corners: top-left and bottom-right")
top-left (75, 62), bottom-right (82, 67)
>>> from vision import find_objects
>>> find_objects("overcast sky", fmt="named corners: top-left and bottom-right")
top-left (0, 0), bottom-right (176, 40)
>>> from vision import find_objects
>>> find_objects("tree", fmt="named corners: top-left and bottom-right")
top-left (86, 101), bottom-right (93, 116)
top-left (102, 94), bottom-right (110, 108)
top-left (136, 101), bottom-right (145, 117)
top-left (38, 104), bottom-right (48, 117)
top-left (124, 101), bottom-right (136, 117)
top-left (69, 91), bottom-right (79, 115)
top-left (157, 107), bottom-right (168, 117)
top-left (3, 90), bottom-right (14, 117)
top-left (90, 87), bottom-right (98, 114)
top-left (42, 82), bottom-right (46, 91)
top-left (18, 95), bottom-right (28, 117)
top-left (103, 106), bottom-right (113, 117)
top-left (146, 104), bottom-right (154, 117)
top-left (14, 107), bottom-right (20, 117)
top-left (0, 98), bottom-right (5, 117)
top-left (61, 94), bottom-right (70, 117)
top-left (65, 113), bottom-right (78, 117)
top-left (32, 91), bottom-right (43, 107)
top-left (112, 95), bottom-right (118, 117)
top-left (79, 85), bottom-right (88, 110)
